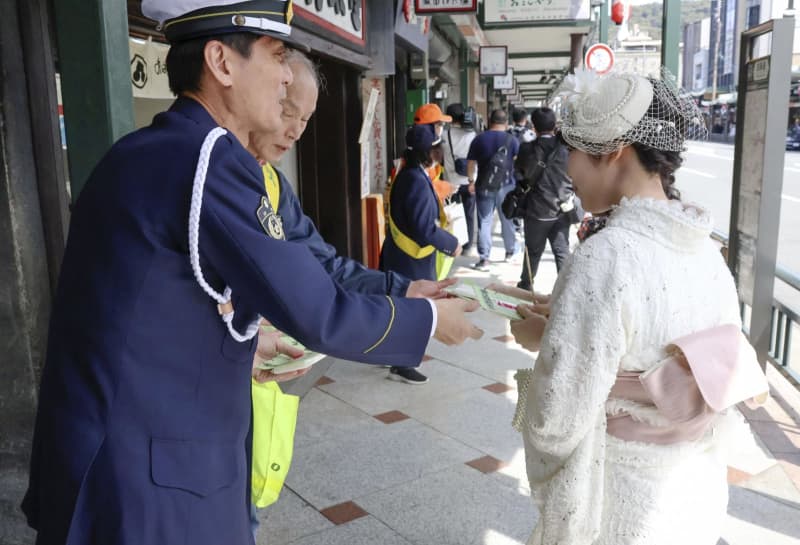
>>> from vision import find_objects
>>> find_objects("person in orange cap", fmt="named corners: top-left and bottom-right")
top-left (413, 104), bottom-right (455, 202)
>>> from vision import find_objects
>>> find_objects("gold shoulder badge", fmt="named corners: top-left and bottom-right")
top-left (257, 196), bottom-right (285, 240)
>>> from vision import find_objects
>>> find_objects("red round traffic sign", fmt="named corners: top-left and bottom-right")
top-left (584, 43), bottom-right (615, 75)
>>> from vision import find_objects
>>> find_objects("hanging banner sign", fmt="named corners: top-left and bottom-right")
top-left (484, 0), bottom-right (591, 23)
top-left (494, 68), bottom-right (514, 90)
top-left (129, 38), bottom-right (173, 99)
top-left (294, 0), bottom-right (366, 46)
top-left (414, 0), bottom-right (477, 14)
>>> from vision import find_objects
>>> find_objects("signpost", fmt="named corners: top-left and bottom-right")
top-left (584, 43), bottom-right (615, 74)
top-left (728, 18), bottom-right (794, 368)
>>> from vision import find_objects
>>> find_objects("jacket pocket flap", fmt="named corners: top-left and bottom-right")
top-left (151, 438), bottom-right (240, 497)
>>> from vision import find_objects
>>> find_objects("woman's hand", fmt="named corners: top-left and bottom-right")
top-left (510, 304), bottom-right (548, 353)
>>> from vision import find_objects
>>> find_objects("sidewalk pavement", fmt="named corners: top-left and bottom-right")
top-left (258, 227), bottom-right (800, 545)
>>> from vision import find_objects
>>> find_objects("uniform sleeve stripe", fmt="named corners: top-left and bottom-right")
top-left (364, 296), bottom-right (396, 354)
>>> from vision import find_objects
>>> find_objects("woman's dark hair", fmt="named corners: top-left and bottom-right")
top-left (402, 147), bottom-right (430, 169)
top-left (631, 143), bottom-right (682, 200)
top-left (628, 77), bottom-right (687, 201)
top-left (166, 33), bottom-right (260, 96)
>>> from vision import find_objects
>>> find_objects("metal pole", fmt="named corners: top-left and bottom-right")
top-left (711, 0), bottom-right (722, 101)
top-left (660, 0), bottom-right (681, 76)
top-left (599, 0), bottom-right (609, 44)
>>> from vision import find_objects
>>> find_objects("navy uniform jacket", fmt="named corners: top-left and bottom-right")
top-left (275, 168), bottom-right (410, 296)
top-left (380, 165), bottom-right (458, 281)
top-left (22, 97), bottom-right (433, 545)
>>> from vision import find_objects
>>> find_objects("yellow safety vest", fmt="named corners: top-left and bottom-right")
top-left (386, 165), bottom-right (447, 260)
top-left (251, 163), bottom-right (300, 508)
top-left (262, 163), bottom-right (281, 209)
top-left (251, 379), bottom-right (299, 508)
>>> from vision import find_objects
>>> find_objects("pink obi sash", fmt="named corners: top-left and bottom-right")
top-left (606, 324), bottom-right (769, 445)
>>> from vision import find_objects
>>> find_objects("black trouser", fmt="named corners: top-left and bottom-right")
top-left (457, 185), bottom-right (476, 249)
top-left (518, 214), bottom-right (571, 290)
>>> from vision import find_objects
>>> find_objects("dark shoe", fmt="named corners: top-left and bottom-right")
top-left (388, 367), bottom-right (429, 384)
top-left (471, 259), bottom-right (490, 272)
top-left (516, 280), bottom-right (532, 291)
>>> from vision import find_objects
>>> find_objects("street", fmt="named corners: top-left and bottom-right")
top-left (676, 140), bottom-right (800, 315)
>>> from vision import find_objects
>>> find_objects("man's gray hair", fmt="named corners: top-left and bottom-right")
top-left (286, 49), bottom-right (324, 91)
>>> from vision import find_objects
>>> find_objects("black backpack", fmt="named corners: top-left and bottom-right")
top-left (475, 133), bottom-right (514, 192)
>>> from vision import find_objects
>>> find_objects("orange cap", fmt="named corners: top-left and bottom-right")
top-left (413, 104), bottom-right (453, 125)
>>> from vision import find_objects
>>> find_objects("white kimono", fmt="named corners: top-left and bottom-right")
top-left (514, 197), bottom-right (746, 545)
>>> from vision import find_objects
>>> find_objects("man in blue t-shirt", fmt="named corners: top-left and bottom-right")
top-left (466, 109), bottom-right (520, 271)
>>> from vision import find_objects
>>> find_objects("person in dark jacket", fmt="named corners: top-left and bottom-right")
top-left (381, 124), bottom-right (462, 383)
top-left (516, 107), bottom-right (577, 291)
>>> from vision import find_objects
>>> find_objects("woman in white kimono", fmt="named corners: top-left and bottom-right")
top-left (510, 70), bottom-right (767, 545)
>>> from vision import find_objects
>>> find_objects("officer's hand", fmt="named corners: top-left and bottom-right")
top-left (253, 367), bottom-right (311, 384)
top-left (510, 304), bottom-right (548, 353)
top-left (453, 244), bottom-right (463, 257)
top-left (252, 328), bottom-right (305, 383)
top-left (406, 278), bottom-right (457, 299)
top-left (433, 298), bottom-right (483, 345)
top-left (468, 182), bottom-right (476, 195)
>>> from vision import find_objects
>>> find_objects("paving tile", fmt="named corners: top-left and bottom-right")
top-left (749, 420), bottom-right (800, 454)
top-left (466, 455), bottom-right (509, 474)
top-left (317, 359), bottom-right (491, 415)
top-left (775, 453), bottom-right (800, 494)
top-left (727, 466), bottom-right (753, 485)
top-left (319, 501), bottom-right (368, 525)
top-left (425, 336), bottom-right (535, 385)
top-left (721, 485), bottom-right (800, 544)
top-left (739, 394), bottom-right (800, 426)
top-left (373, 410), bottom-right (410, 424)
top-left (484, 382), bottom-right (514, 394)
top-left (403, 388), bottom-right (523, 463)
top-left (357, 464), bottom-right (534, 545)
top-left (255, 486), bottom-right (332, 545)
top-left (286, 419), bottom-right (481, 510)
top-left (293, 388), bottom-right (384, 449)
top-left (286, 516), bottom-right (413, 545)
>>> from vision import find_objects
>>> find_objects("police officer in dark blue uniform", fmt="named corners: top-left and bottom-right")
top-left (21, 2), bottom-right (481, 544)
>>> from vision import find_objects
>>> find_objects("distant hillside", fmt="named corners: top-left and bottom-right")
top-left (607, 1), bottom-right (710, 43)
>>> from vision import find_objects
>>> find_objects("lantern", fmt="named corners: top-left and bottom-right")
top-left (611, 0), bottom-right (631, 25)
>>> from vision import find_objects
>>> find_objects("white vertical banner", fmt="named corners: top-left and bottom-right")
top-left (129, 38), bottom-right (173, 99)
top-left (359, 81), bottom-right (387, 197)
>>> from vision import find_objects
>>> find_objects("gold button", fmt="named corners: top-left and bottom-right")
top-left (233, 14), bottom-right (246, 26)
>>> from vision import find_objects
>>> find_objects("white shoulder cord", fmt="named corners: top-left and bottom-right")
top-left (188, 127), bottom-right (260, 343)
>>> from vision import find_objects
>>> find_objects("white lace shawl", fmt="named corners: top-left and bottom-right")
top-left (514, 197), bottom-right (743, 545)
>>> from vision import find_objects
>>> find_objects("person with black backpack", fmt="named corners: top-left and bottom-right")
top-left (466, 109), bottom-right (520, 271)
top-left (514, 107), bottom-right (580, 290)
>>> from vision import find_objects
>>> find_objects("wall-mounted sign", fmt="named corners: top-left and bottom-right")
top-left (501, 83), bottom-right (517, 95)
top-left (414, 0), bottom-right (477, 14)
top-left (494, 68), bottom-right (514, 90)
top-left (479, 46), bottom-right (507, 76)
top-left (584, 43), bottom-right (615, 74)
top-left (129, 38), bottom-right (172, 99)
top-left (484, 0), bottom-right (591, 23)
top-left (294, 0), bottom-right (366, 46)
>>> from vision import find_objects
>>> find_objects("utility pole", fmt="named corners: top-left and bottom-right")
top-left (711, 0), bottom-right (722, 101)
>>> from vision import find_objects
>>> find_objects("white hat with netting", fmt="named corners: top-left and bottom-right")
top-left (556, 68), bottom-right (708, 155)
